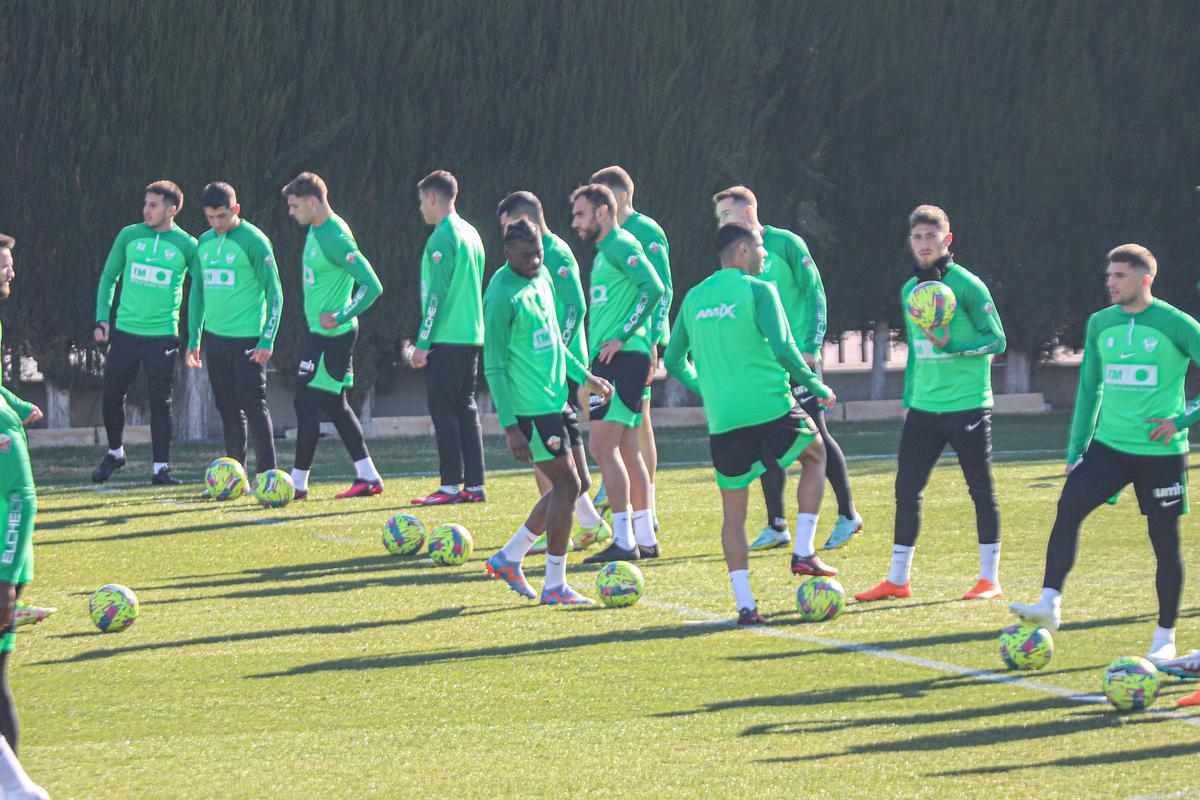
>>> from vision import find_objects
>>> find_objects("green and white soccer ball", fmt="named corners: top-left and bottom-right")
top-left (796, 577), bottom-right (845, 622)
top-left (253, 469), bottom-right (295, 508)
top-left (1103, 656), bottom-right (1162, 711)
top-left (998, 622), bottom-right (1054, 670)
top-left (205, 457), bottom-right (249, 501)
top-left (383, 514), bottom-right (425, 555)
top-left (596, 560), bottom-right (644, 608)
top-left (89, 584), bottom-right (139, 633)
top-left (905, 280), bottom-right (957, 329)
top-left (428, 524), bottom-right (473, 566)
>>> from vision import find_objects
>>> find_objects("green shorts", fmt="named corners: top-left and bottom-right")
top-left (709, 405), bottom-right (818, 490)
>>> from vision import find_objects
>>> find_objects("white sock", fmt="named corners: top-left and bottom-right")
top-left (633, 508), bottom-right (657, 548)
top-left (979, 542), bottom-right (1001, 583)
top-left (0, 736), bottom-right (43, 796)
top-left (152, 461), bottom-right (168, 475)
top-left (500, 524), bottom-right (538, 562)
top-left (611, 510), bottom-right (635, 550)
top-left (439, 484), bottom-right (459, 495)
top-left (1152, 625), bottom-right (1176, 649)
top-left (545, 553), bottom-right (567, 588)
top-left (575, 494), bottom-right (604, 527)
top-left (649, 483), bottom-right (658, 521)
top-left (792, 513), bottom-right (819, 557)
top-left (291, 468), bottom-right (310, 492)
top-left (888, 545), bottom-right (915, 585)
top-left (108, 446), bottom-right (125, 459)
top-left (1039, 587), bottom-right (1062, 606)
top-left (354, 457), bottom-right (381, 482)
top-left (729, 569), bottom-right (755, 610)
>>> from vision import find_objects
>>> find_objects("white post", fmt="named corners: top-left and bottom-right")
top-left (869, 319), bottom-right (889, 401)
top-left (43, 380), bottom-right (71, 428)
top-left (1005, 349), bottom-right (1032, 395)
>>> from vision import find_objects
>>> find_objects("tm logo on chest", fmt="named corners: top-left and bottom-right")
top-left (130, 263), bottom-right (172, 287)
top-left (591, 285), bottom-right (608, 304)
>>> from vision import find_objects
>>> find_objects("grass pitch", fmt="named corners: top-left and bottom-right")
top-left (18, 413), bottom-right (1200, 798)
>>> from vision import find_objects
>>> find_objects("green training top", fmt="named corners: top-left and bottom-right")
top-left (622, 212), bottom-right (672, 346)
top-left (418, 213), bottom-right (485, 348)
top-left (901, 262), bottom-right (1006, 413)
top-left (0, 321), bottom-right (33, 422)
top-left (761, 225), bottom-right (826, 356)
top-left (483, 264), bottom-right (590, 428)
top-left (95, 222), bottom-right (198, 337)
top-left (301, 213), bottom-right (383, 337)
top-left (664, 269), bottom-right (830, 435)
top-left (187, 219), bottom-right (284, 350)
top-left (1067, 299), bottom-right (1200, 461)
top-left (587, 226), bottom-right (664, 358)
top-left (543, 232), bottom-right (589, 366)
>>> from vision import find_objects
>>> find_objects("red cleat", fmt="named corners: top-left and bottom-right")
top-left (411, 489), bottom-right (460, 506)
top-left (334, 479), bottom-right (383, 499)
top-left (294, 489), bottom-right (309, 501)
top-left (1178, 688), bottom-right (1200, 707)
top-left (458, 487), bottom-right (486, 503)
top-left (854, 579), bottom-right (913, 602)
top-left (961, 578), bottom-right (1003, 600)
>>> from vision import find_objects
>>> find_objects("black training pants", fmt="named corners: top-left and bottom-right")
top-left (426, 344), bottom-right (485, 487)
top-left (102, 328), bottom-right (178, 462)
top-left (205, 334), bottom-right (276, 473)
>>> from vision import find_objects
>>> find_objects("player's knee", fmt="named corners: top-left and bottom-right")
top-left (553, 466), bottom-right (581, 498)
top-left (801, 435), bottom-right (826, 467)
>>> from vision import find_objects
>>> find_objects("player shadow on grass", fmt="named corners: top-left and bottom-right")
top-left (36, 509), bottom-right (366, 546)
top-left (145, 555), bottom-right (442, 592)
top-left (35, 504), bottom-right (216, 530)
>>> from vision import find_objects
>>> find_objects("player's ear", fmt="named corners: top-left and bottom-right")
top-left (943, 231), bottom-right (954, 249)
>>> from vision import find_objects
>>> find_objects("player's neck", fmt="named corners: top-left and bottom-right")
top-left (433, 204), bottom-right (454, 226)
top-left (311, 206), bottom-right (332, 228)
top-left (1120, 293), bottom-right (1153, 314)
top-left (149, 219), bottom-right (174, 234)
top-left (617, 205), bottom-right (635, 225)
top-left (598, 220), bottom-right (617, 241)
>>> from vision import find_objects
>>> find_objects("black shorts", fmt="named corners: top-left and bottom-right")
top-left (709, 404), bottom-right (819, 490)
top-left (588, 351), bottom-right (650, 427)
top-left (516, 410), bottom-right (581, 463)
top-left (1072, 440), bottom-right (1189, 516)
top-left (298, 328), bottom-right (357, 395)
top-left (791, 380), bottom-right (826, 419)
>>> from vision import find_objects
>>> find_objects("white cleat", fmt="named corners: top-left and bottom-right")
top-left (1008, 599), bottom-right (1061, 632)
top-left (1148, 640), bottom-right (1178, 663)
top-left (1157, 648), bottom-right (1200, 680)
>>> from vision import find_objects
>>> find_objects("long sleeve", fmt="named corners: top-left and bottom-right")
top-left (943, 278), bottom-right (1006, 356)
top-left (185, 249), bottom-right (206, 349)
top-left (417, 231), bottom-right (454, 349)
top-left (789, 236), bottom-right (827, 355)
top-left (555, 265), bottom-right (587, 352)
top-left (663, 313), bottom-right (700, 394)
top-left (95, 228), bottom-right (129, 324)
top-left (646, 235), bottom-right (672, 346)
top-left (1066, 316), bottom-right (1103, 463)
top-left (564, 347), bottom-right (590, 385)
top-left (253, 246), bottom-right (284, 351)
top-left (483, 294), bottom-right (517, 428)
top-left (901, 285), bottom-right (915, 408)
top-left (0, 386), bottom-right (33, 422)
top-left (323, 231), bottom-right (382, 326)
top-left (615, 246), bottom-right (664, 345)
top-left (1172, 313), bottom-right (1200, 431)
top-left (752, 280), bottom-right (829, 398)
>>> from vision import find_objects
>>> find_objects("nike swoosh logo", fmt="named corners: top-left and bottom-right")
top-left (1118, 353), bottom-right (1135, 359)
top-left (244, 349), bottom-right (256, 357)
top-left (966, 420), bottom-right (984, 432)
top-left (1160, 499), bottom-right (1182, 508)
top-left (164, 348), bottom-right (179, 356)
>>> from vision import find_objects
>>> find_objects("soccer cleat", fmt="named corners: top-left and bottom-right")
top-left (293, 489), bottom-right (309, 501)
top-left (854, 579), bottom-right (913, 602)
top-left (1179, 688), bottom-right (1200, 707)
top-left (12, 601), bottom-right (56, 629)
top-left (1147, 640), bottom-right (1177, 664)
top-left (528, 533), bottom-right (574, 556)
top-left (1156, 648), bottom-right (1200, 681)
top-left (749, 526), bottom-right (791, 551)
top-left (459, 487), bottom-right (486, 503)
top-left (821, 514), bottom-right (864, 550)
top-left (410, 489), bottom-right (460, 506)
top-left (737, 607), bottom-right (766, 625)
top-left (91, 453), bottom-right (126, 483)
top-left (582, 541), bottom-right (640, 564)
top-left (1008, 598), bottom-right (1061, 631)
top-left (151, 467), bottom-right (182, 486)
top-left (791, 554), bottom-right (838, 577)
top-left (961, 578), bottom-right (1003, 600)
top-left (638, 543), bottom-right (661, 559)
top-left (485, 552), bottom-right (537, 600)
top-left (335, 479), bottom-right (383, 499)
top-left (540, 583), bottom-right (595, 605)
top-left (572, 520), bottom-right (612, 551)
top-left (653, 516), bottom-right (660, 534)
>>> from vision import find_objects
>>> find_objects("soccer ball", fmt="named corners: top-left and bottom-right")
top-left (428, 524), bottom-right (473, 566)
top-left (205, 457), bottom-right (249, 501)
top-left (1103, 656), bottom-right (1162, 711)
top-left (89, 584), bottom-right (139, 633)
top-left (383, 514), bottom-right (425, 555)
top-left (596, 560), bottom-right (644, 608)
top-left (796, 577), bottom-right (845, 622)
top-left (905, 281), bottom-right (957, 329)
top-left (998, 622), bottom-right (1055, 670)
top-left (253, 469), bottom-right (295, 508)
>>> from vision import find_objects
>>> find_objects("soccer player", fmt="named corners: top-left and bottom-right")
top-left (568, 184), bottom-right (664, 565)
top-left (495, 191), bottom-right (611, 551)
top-left (589, 166), bottom-right (671, 541)
top-left (1011, 244), bottom-right (1200, 663)
top-left (856, 205), bottom-right (1006, 602)
top-left (665, 222), bottom-right (838, 623)
top-left (712, 186), bottom-right (862, 552)
top-left (410, 170), bottom-right (488, 506)
top-left (185, 182), bottom-right (283, 478)
top-left (92, 180), bottom-right (198, 485)
top-left (482, 219), bottom-right (614, 604)
top-left (280, 172), bottom-right (384, 499)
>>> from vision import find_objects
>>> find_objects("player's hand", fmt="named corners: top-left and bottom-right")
top-left (251, 348), bottom-right (272, 365)
top-left (0, 583), bottom-right (14, 630)
top-left (23, 405), bottom-right (43, 426)
top-left (185, 347), bottom-right (202, 368)
top-left (93, 321), bottom-right (110, 344)
top-left (1146, 417), bottom-right (1179, 443)
top-left (1064, 458), bottom-right (1082, 476)
top-left (598, 338), bottom-right (624, 364)
top-left (802, 353), bottom-right (817, 369)
top-left (585, 375), bottom-right (613, 401)
top-left (505, 426), bottom-right (532, 463)
top-left (818, 390), bottom-right (837, 409)
top-left (645, 345), bottom-right (657, 385)
top-left (411, 347), bottom-right (429, 369)
top-left (920, 325), bottom-right (951, 350)
top-left (319, 312), bottom-right (338, 330)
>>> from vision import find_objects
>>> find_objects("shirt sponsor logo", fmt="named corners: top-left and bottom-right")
top-left (298, 359), bottom-right (315, 375)
top-left (912, 338), bottom-right (951, 360)
top-left (130, 262), bottom-right (171, 287)
top-left (1143, 336), bottom-right (1159, 353)
top-left (1104, 364), bottom-right (1157, 387)
top-left (591, 285), bottom-right (608, 304)
top-left (4, 492), bottom-right (21, 564)
top-left (533, 327), bottom-right (553, 351)
top-left (204, 268), bottom-right (236, 287)
top-left (694, 302), bottom-right (738, 321)
top-left (0, 434), bottom-right (9, 454)
top-left (303, 266), bottom-right (315, 284)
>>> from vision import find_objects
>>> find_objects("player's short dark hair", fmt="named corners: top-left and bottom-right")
top-left (589, 165), bottom-right (634, 196)
top-left (496, 191), bottom-right (544, 224)
top-left (503, 217), bottom-right (539, 245)
top-left (145, 180), bottom-right (184, 211)
top-left (569, 183), bottom-right (617, 215)
top-left (0, 234), bottom-right (13, 251)
top-left (909, 204), bottom-right (949, 231)
top-left (1107, 243), bottom-right (1158, 277)
top-left (712, 185), bottom-right (757, 206)
top-left (201, 182), bottom-right (237, 210)
top-left (418, 170), bottom-right (458, 201)
top-left (715, 221), bottom-right (757, 258)
top-left (281, 172), bottom-right (328, 201)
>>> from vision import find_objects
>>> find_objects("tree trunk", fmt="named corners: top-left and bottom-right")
top-left (177, 361), bottom-right (212, 441)
top-left (44, 380), bottom-right (71, 428)
top-left (662, 376), bottom-right (692, 408)
top-left (869, 319), bottom-right (889, 400)
top-left (1005, 349), bottom-right (1032, 394)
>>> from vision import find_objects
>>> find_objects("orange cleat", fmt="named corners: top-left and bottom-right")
top-left (854, 579), bottom-right (913, 602)
top-left (962, 579), bottom-right (1003, 600)
top-left (1178, 688), bottom-right (1200, 708)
